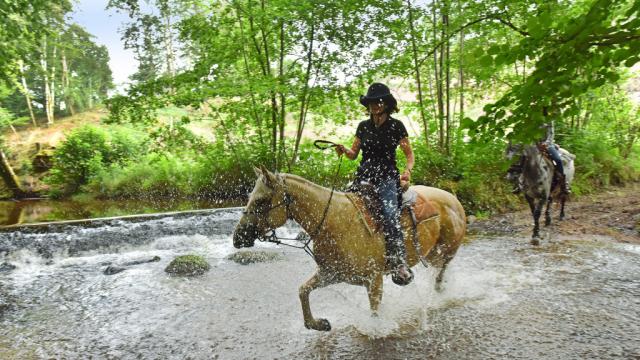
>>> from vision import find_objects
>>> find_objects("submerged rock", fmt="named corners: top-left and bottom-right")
top-left (227, 250), bottom-right (284, 265)
top-left (123, 256), bottom-right (161, 266)
top-left (0, 263), bottom-right (16, 273)
top-left (103, 266), bottom-right (126, 275)
top-left (165, 255), bottom-right (210, 276)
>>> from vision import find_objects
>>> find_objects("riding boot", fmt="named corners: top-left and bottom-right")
top-left (385, 241), bottom-right (414, 286)
top-left (387, 254), bottom-right (414, 286)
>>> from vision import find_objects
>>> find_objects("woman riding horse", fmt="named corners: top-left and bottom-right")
top-left (509, 121), bottom-right (571, 195)
top-left (335, 83), bottom-right (415, 286)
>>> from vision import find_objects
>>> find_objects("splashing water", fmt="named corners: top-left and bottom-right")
top-left (0, 209), bottom-right (639, 359)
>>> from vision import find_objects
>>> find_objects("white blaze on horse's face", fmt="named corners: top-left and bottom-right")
top-left (232, 167), bottom-right (288, 248)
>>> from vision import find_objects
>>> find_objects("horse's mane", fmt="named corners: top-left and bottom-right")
top-left (281, 173), bottom-right (349, 197)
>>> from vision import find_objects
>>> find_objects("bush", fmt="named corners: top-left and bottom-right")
top-left (46, 125), bottom-right (145, 196)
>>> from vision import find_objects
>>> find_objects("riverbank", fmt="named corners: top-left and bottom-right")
top-left (468, 183), bottom-right (640, 244)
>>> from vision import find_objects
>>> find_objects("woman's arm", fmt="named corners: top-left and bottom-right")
top-left (399, 137), bottom-right (414, 181)
top-left (336, 137), bottom-right (361, 160)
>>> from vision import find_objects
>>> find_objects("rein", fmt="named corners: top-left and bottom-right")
top-left (256, 140), bottom-right (344, 259)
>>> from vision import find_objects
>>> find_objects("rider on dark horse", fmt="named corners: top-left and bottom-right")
top-left (509, 120), bottom-right (571, 195)
top-left (335, 83), bottom-right (415, 286)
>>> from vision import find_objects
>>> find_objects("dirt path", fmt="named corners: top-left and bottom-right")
top-left (468, 183), bottom-right (640, 244)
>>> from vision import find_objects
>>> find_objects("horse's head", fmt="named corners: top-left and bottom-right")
top-left (505, 141), bottom-right (523, 160)
top-left (233, 166), bottom-right (290, 248)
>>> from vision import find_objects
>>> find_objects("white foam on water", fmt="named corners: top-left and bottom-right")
top-left (307, 248), bottom-right (547, 339)
top-left (151, 234), bottom-right (212, 251)
top-left (619, 243), bottom-right (640, 256)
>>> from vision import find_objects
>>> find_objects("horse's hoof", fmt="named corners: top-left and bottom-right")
top-left (305, 318), bottom-right (331, 331)
top-left (545, 218), bottom-right (551, 227)
top-left (435, 281), bottom-right (444, 293)
top-left (531, 238), bottom-right (540, 246)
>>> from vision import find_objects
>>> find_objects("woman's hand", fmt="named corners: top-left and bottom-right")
top-left (335, 144), bottom-right (347, 157)
top-left (400, 169), bottom-right (411, 182)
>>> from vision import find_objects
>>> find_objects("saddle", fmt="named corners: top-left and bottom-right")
top-left (345, 183), bottom-right (439, 234)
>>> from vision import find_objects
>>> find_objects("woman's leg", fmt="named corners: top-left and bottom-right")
top-left (377, 178), bottom-right (413, 284)
top-left (547, 145), bottom-right (570, 194)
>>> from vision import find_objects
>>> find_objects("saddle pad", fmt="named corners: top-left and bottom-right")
top-left (346, 191), bottom-right (440, 234)
top-left (410, 193), bottom-right (440, 222)
top-left (345, 192), bottom-right (383, 233)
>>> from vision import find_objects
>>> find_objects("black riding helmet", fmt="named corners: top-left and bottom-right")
top-left (359, 82), bottom-right (398, 113)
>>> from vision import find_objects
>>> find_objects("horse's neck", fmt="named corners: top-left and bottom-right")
top-left (283, 174), bottom-right (339, 232)
top-left (523, 148), bottom-right (543, 173)
top-left (522, 148), bottom-right (550, 186)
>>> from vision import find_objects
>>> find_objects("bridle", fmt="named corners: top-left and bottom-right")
top-left (241, 179), bottom-right (317, 258)
top-left (241, 142), bottom-right (343, 259)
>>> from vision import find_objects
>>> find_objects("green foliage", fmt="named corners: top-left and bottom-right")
top-left (0, 107), bottom-right (28, 132)
top-left (46, 125), bottom-right (145, 195)
top-left (0, 0), bottom-right (72, 85)
top-left (465, 0), bottom-right (640, 142)
top-left (411, 138), bottom-right (520, 214)
top-left (563, 129), bottom-right (640, 192)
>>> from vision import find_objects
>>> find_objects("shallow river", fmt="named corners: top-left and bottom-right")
top-left (0, 209), bottom-right (639, 359)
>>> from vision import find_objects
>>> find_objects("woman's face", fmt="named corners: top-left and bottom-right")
top-left (368, 100), bottom-right (386, 116)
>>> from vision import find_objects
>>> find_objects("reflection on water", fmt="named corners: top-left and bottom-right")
top-left (0, 198), bottom-right (244, 226)
top-left (0, 210), bottom-right (639, 359)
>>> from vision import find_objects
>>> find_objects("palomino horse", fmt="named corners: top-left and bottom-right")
top-left (510, 144), bottom-right (575, 244)
top-left (233, 167), bottom-right (466, 331)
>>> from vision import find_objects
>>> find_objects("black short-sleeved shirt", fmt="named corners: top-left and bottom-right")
top-left (354, 117), bottom-right (408, 185)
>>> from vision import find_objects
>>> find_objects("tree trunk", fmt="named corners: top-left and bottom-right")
top-left (458, 27), bottom-right (465, 127)
top-left (436, 1), bottom-right (445, 150)
top-left (162, 9), bottom-right (176, 76)
top-left (18, 60), bottom-right (37, 126)
top-left (444, 1), bottom-right (450, 154)
top-left (42, 36), bottom-right (54, 126)
top-left (290, 19), bottom-right (315, 168)
top-left (278, 19), bottom-right (286, 171)
top-left (407, 0), bottom-right (428, 147)
top-left (88, 77), bottom-right (94, 109)
top-left (61, 50), bottom-right (75, 116)
top-left (0, 149), bottom-right (28, 199)
top-left (50, 45), bottom-right (57, 123)
top-left (259, 0), bottom-right (278, 168)
top-left (235, 4), bottom-right (264, 145)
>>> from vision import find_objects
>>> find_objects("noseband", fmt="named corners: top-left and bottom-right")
top-left (241, 192), bottom-right (294, 218)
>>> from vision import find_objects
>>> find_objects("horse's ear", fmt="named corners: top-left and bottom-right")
top-left (258, 164), bottom-right (278, 188)
top-left (253, 166), bottom-right (262, 178)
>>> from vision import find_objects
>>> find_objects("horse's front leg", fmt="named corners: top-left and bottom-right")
top-left (299, 271), bottom-right (335, 331)
top-left (531, 198), bottom-right (545, 245)
top-left (365, 273), bottom-right (383, 314)
top-left (545, 196), bottom-right (553, 227)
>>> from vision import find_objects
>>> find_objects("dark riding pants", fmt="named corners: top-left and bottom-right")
top-left (547, 145), bottom-right (564, 175)
top-left (377, 177), bottom-right (406, 267)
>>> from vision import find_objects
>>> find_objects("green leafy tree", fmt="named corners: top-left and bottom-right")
top-left (463, 0), bottom-right (640, 142)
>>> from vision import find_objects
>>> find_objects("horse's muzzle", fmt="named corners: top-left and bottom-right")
top-left (232, 223), bottom-right (259, 248)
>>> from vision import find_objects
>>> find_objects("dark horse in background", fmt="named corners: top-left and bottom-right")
top-left (507, 144), bottom-right (576, 244)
